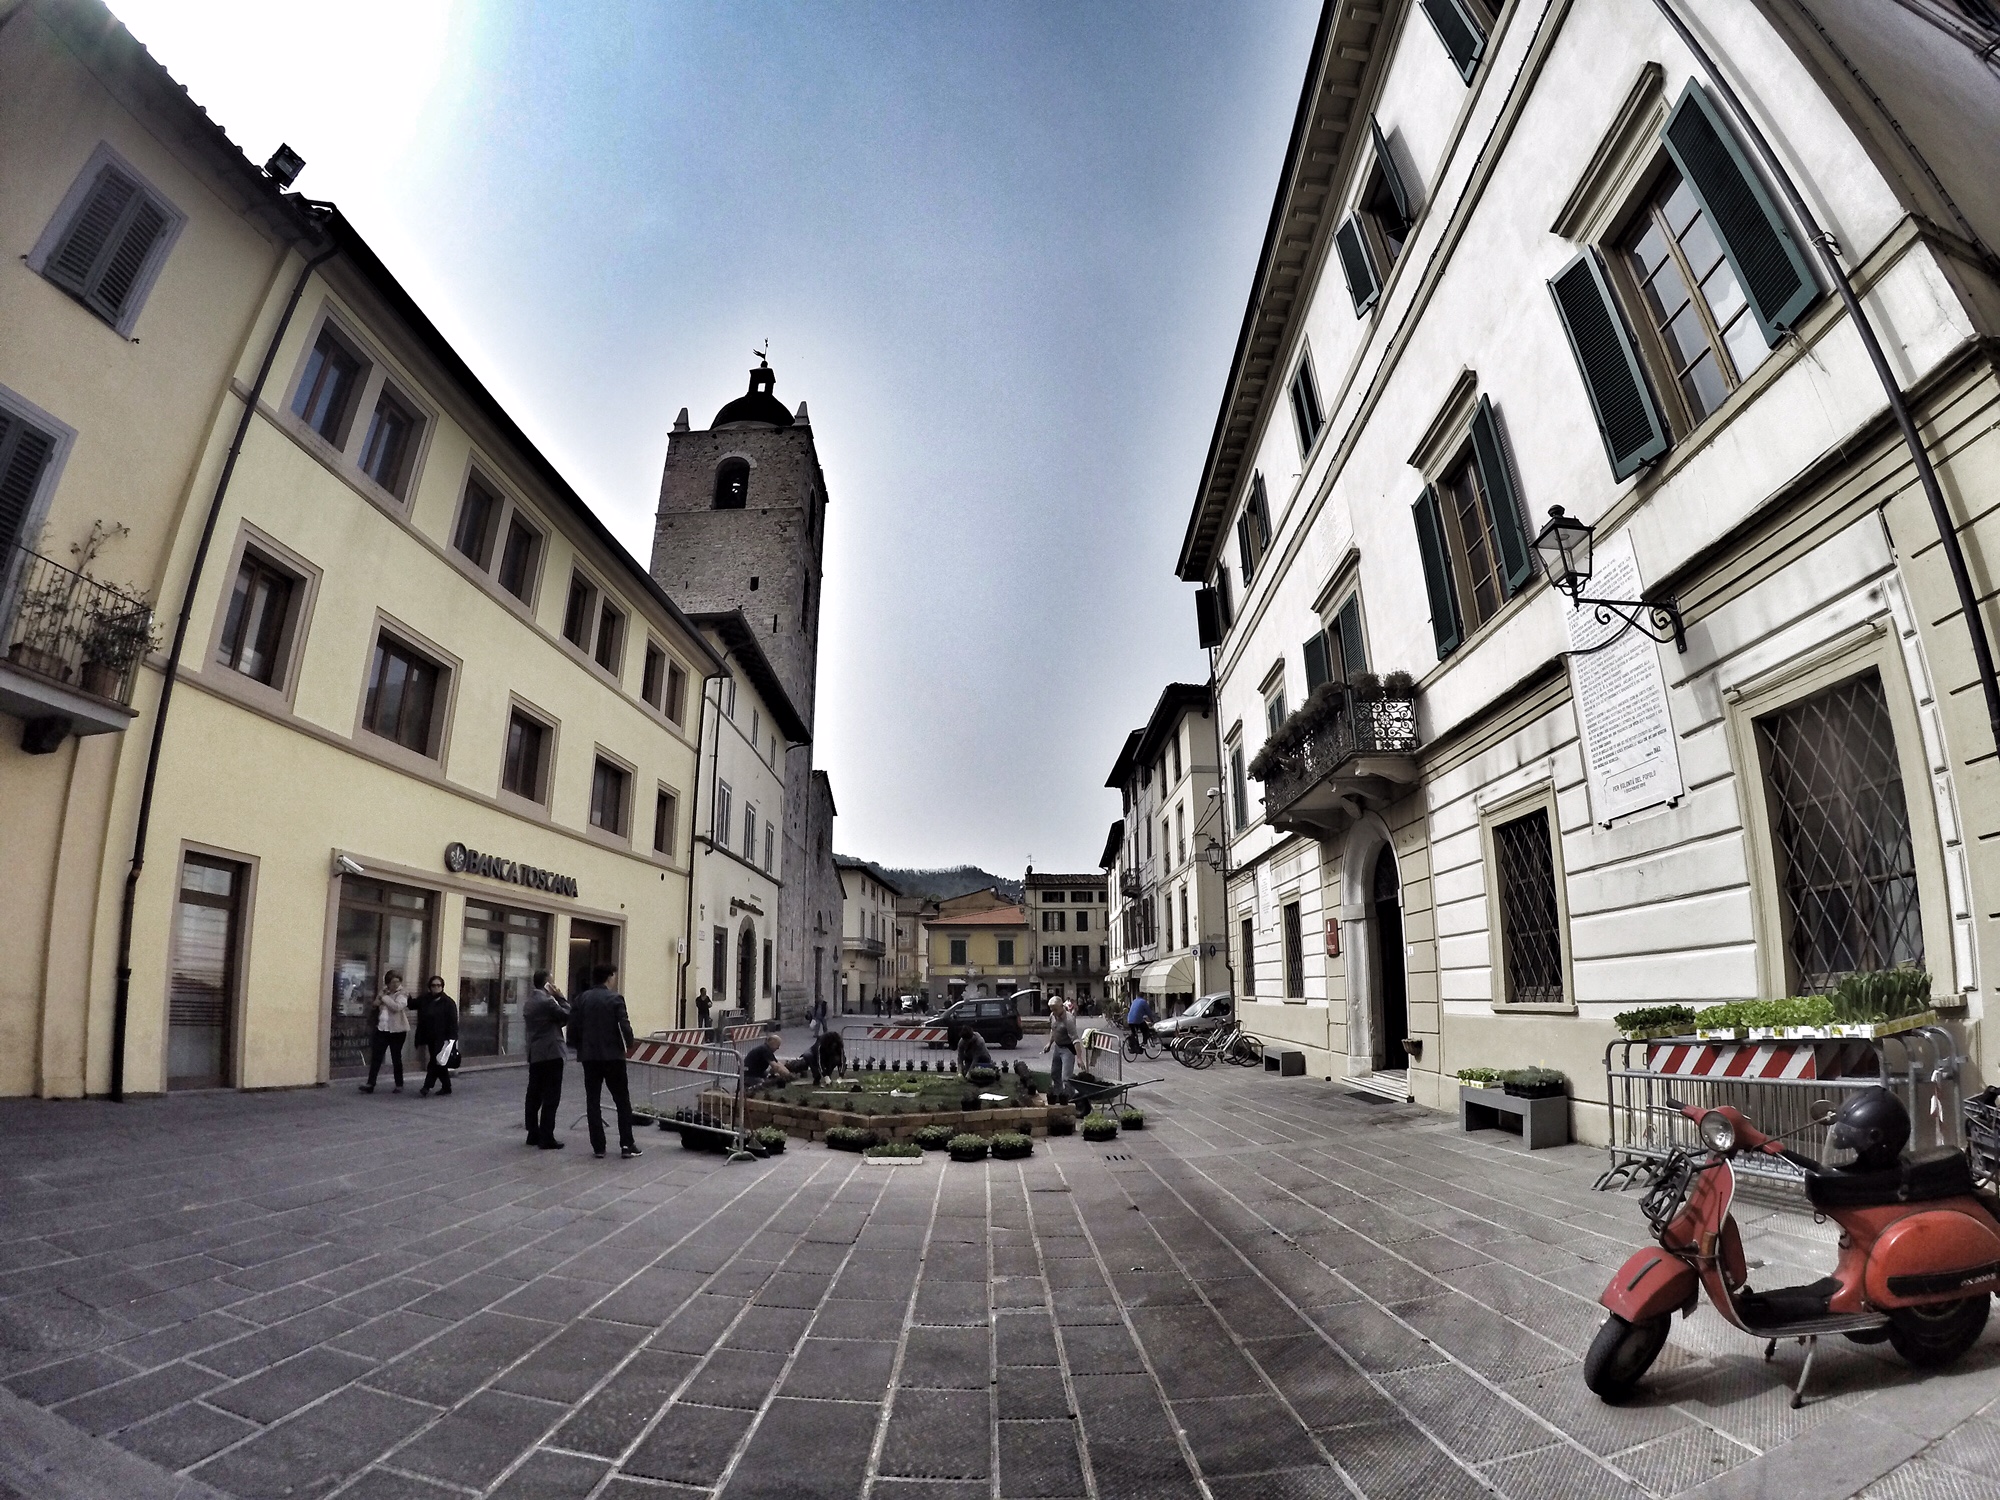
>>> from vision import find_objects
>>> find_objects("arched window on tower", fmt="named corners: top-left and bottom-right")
top-left (714, 458), bottom-right (749, 510)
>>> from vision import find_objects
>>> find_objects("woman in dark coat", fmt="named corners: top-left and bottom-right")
top-left (414, 975), bottom-right (460, 1097)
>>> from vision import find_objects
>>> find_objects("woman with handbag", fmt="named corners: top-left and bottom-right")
top-left (415, 975), bottom-right (460, 1097)
top-left (359, 970), bottom-right (411, 1093)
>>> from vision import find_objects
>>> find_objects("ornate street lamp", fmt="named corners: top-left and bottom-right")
top-left (1532, 506), bottom-right (1687, 654)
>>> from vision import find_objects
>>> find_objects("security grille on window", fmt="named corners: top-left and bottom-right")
top-left (1494, 807), bottom-right (1564, 1003)
top-left (1282, 901), bottom-right (1304, 998)
top-left (1241, 916), bottom-right (1256, 994)
top-left (1756, 672), bottom-right (1922, 990)
top-left (1410, 396), bottom-right (1532, 658)
top-left (41, 162), bottom-right (175, 329)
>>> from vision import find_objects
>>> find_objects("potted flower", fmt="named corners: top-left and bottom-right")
top-left (5, 569), bottom-right (76, 682)
top-left (1080, 1111), bottom-right (1119, 1142)
top-left (990, 1131), bottom-right (1033, 1160)
top-left (1115, 1106), bottom-right (1145, 1131)
top-left (1455, 1067), bottom-right (1503, 1088)
top-left (947, 1132), bottom-right (988, 1163)
top-left (78, 587), bottom-right (157, 699)
top-left (913, 1124), bottom-right (955, 1151)
top-left (752, 1126), bottom-right (788, 1155)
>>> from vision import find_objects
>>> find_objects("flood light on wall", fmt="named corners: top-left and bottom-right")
top-left (264, 143), bottom-right (305, 188)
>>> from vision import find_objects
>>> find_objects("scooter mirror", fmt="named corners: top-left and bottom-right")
top-left (1809, 1099), bottom-right (1837, 1125)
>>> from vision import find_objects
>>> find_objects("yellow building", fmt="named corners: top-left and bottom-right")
top-left (924, 900), bottom-right (1033, 1005)
top-left (1, 1), bottom-right (725, 1095)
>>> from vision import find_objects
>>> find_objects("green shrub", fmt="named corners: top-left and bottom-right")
top-left (864, 1141), bottom-right (922, 1159)
top-left (968, 1065), bottom-right (1001, 1085)
top-left (1692, 996), bottom-right (1838, 1031)
top-left (1500, 1067), bottom-right (1566, 1093)
top-left (824, 1125), bottom-right (878, 1152)
top-left (1080, 1112), bottom-right (1119, 1141)
top-left (1612, 1005), bottom-right (1698, 1034)
top-left (752, 1126), bottom-right (788, 1153)
top-left (990, 1131), bottom-right (1033, 1160)
top-left (912, 1123), bottom-right (956, 1151)
top-left (1455, 1067), bottom-right (1502, 1084)
top-left (947, 1133), bottom-right (988, 1162)
top-left (1045, 1110), bottom-right (1075, 1137)
top-left (1115, 1107), bottom-right (1145, 1130)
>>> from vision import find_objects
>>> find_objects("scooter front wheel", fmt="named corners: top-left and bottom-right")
top-left (1583, 1314), bottom-right (1670, 1403)
top-left (1888, 1295), bottom-right (1990, 1368)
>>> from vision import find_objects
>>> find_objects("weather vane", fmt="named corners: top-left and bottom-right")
top-left (754, 339), bottom-right (770, 366)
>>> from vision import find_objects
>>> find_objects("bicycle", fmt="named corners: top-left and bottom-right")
top-left (1171, 1020), bottom-right (1265, 1071)
top-left (1122, 1021), bottom-right (1163, 1061)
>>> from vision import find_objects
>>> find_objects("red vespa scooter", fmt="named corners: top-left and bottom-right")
top-left (1587, 1088), bottom-right (2000, 1406)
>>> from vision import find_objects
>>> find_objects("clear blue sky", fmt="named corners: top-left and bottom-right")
top-left (113, 0), bottom-right (1320, 874)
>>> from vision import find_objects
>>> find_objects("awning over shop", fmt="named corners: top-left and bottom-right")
top-left (1139, 955), bottom-right (1194, 995)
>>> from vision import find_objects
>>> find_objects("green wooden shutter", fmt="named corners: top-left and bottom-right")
top-left (1195, 588), bottom-right (1222, 649)
top-left (0, 415), bottom-right (57, 558)
top-left (1334, 215), bottom-right (1380, 316)
top-left (1412, 485), bottom-right (1462, 659)
top-left (1303, 632), bottom-right (1331, 693)
top-left (1236, 514), bottom-right (1256, 584)
top-left (1336, 596), bottom-right (1366, 678)
top-left (1549, 250), bottom-right (1670, 481)
top-left (1419, 0), bottom-right (1486, 83)
top-left (1370, 116), bottom-right (1411, 224)
top-left (1661, 81), bottom-right (1820, 344)
top-left (1468, 395), bottom-right (1533, 596)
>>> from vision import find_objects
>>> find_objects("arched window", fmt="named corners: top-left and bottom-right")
top-left (714, 458), bottom-right (749, 510)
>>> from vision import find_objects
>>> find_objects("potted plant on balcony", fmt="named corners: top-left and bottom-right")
top-left (78, 585), bottom-right (156, 699)
top-left (5, 568), bottom-right (75, 682)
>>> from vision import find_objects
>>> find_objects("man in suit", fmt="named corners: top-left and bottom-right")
top-left (566, 964), bottom-right (641, 1158)
top-left (522, 969), bottom-right (569, 1149)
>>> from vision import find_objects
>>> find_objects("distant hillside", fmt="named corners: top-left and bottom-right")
top-left (841, 861), bottom-right (1022, 904)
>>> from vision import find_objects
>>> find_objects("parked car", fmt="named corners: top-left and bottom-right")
top-left (1151, 993), bottom-right (1233, 1039)
top-left (936, 997), bottom-right (1023, 1049)
top-left (897, 994), bottom-right (924, 1013)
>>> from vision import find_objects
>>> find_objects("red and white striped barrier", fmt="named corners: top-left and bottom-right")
top-left (1645, 1040), bottom-right (1877, 1081)
top-left (855, 1024), bottom-right (949, 1045)
top-left (627, 1037), bottom-right (723, 1070)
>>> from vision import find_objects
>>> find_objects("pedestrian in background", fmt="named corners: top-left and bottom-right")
top-left (523, 969), bottom-right (569, 1149)
top-left (695, 987), bottom-right (712, 1034)
top-left (1044, 997), bottom-right (1077, 1102)
top-left (568, 964), bottom-right (641, 1158)
top-left (810, 995), bottom-right (828, 1042)
top-left (359, 970), bottom-right (410, 1093)
top-left (415, 975), bottom-right (458, 1097)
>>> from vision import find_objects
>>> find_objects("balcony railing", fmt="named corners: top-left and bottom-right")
top-left (1118, 869), bottom-right (1143, 898)
top-left (843, 936), bottom-right (886, 957)
top-left (3, 545), bottom-right (154, 709)
top-left (1260, 695), bottom-right (1420, 836)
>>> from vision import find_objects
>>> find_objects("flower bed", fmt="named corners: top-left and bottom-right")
top-left (744, 1068), bottom-right (1066, 1144)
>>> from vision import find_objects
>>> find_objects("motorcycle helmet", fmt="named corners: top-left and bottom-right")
top-left (1824, 1087), bottom-right (1909, 1172)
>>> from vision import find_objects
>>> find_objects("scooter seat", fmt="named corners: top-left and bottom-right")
top-left (1805, 1150), bottom-right (1975, 1211)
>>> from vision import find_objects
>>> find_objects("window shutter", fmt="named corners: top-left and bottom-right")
top-left (1334, 215), bottom-right (1381, 316)
top-left (1236, 515), bottom-right (1256, 583)
top-left (1216, 568), bottom-right (1234, 628)
top-left (0, 416), bottom-right (57, 557)
top-left (1251, 474), bottom-right (1273, 549)
top-left (1370, 116), bottom-right (1411, 224)
top-left (1336, 596), bottom-right (1366, 678)
top-left (1412, 484), bottom-right (1463, 659)
top-left (87, 197), bottom-right (169, 322)
top-left (1302, 632), bottom-right (1331, 694)
top-left (1548, 250), bottom-right (1670, 481)
top-left (1661, 81), bottom-right (1819, 344)
top-left (1468, 395), bottom-right (1533, 596)
top-left (1418, 0), bottom-right (1486, 83)
top-left (1195, 587), bottom-right (1222, 649)
top-left (46, 167), bottom-right (137, 293)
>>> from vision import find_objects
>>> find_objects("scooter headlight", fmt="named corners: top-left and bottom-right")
top-left (1699, 1112), bottom-right (1736, 1154)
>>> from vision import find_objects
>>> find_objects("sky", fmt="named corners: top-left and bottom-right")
top-left (109, 0), bottom-right (1321, 875)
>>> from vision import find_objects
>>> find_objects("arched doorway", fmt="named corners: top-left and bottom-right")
top-left (1371, 847), bottom-right (1409, 1072)
top-left (737, 920), bottom-right (757, 1017)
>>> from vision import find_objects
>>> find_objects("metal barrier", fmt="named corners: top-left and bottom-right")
top-left (627, 1036), bottom-right (748, 1156)
top-left (1076, 1027), bottom-right (1124, 1083)
top-left (841, 1022), bottom-right (951, 1073)
top-left (1600, 1026), bottom-right (1963, 1190)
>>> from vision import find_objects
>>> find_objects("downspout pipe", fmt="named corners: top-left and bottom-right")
top-left (1649, 0), bottom-right (2000, 754)
top-left (110, 240), bottom-right (336, 1101)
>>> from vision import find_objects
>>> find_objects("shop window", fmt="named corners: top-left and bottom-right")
top-left (654, 786), bottom-right (678, 857)
top-left (1283, 901), bottom-right (1304, 998)
top-left (169, 853), bottom-right (244, 1089)
top-left (217, 549), bottom-right (301, 688)
top-left (361, 632), bottom-right (445, 756)
top-left (501, 707), bottom-right (552, 805)
top-left (1756, 671), bottom-right (1922, 990)
top-left (358, 385), bottom-right (421, 497)
top-left (36, 151), bottom-right (184, 334)
top-left (589, 756), bottom-right (630, 836)
top-left (1491, 803), bottom-right (1567, 1004)
top-left (331, 878), bottom-right (432, 1077)
top-left (293, 326), bottom-right (366, 444)
top-left (459, 903), bottom-right (548, 1058)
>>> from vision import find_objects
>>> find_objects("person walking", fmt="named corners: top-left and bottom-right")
top-left (1043, 996), bottom-right (1078, 1102)
top-left (414, 976), bottom-right (459, 1096)
top-left (695, 988), bottom-right (712, 1034)
top-left (568, 964), bottom-right (641, 1158)
top-left (523, 969), bottom-right (569, 1149)
top-left (810, 995), bottom-right (828, 1043)
top-left (359, 970), bottom-right (411, 1092)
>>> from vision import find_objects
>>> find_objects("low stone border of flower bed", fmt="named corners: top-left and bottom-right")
top-left (745, 1094), bottom-right (1072, 1144)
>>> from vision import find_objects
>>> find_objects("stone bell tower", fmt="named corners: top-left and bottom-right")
top-left (652, 357), bottom-right (833, 1022)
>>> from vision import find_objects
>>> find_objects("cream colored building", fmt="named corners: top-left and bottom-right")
top-left (836, 858), bottom-right (899, 1014)
top-left (0, 0), bottom-right (725, 1094)
top-left (924, 892), bottom-right (1033, 1005)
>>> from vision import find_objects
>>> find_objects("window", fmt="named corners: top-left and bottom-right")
top-left (723, 676), bottom-right (737, 720)
top-left (751, 708), bottom-right (760, 748)
top-left (1099, 945), bottom-right (1108, 968)
top-left (1241, 916), bottom-right (1257, 994)
top-left (665, 661), bottom-right (689, 726)
top-left (1175, 806), bottom-right (1186, 866)
top-left (501, 709), bottom-right (551, 803)
top-left (589, 757), bottom-right (629, 835)
top-left (1289, 348), bottom-right (1324, 454)
top-left (764, 825), bottom-right (774, 872)
top-left (0, 407), bottom-right (61, 557)
top-left (1236, 473), bottom-right (1273, 584)
top-left (1230, 745), bottom-right (1248, 828)
top-left (293, 328), bottom-right (363, 443)
top-left (997, 937), bottom-right (1015, 966)
top-left (496, 515), bottom-right (540, 602)
top-left (714, 780), bottom-right (733, 843)
top-left (654, 788), bottom-right (677, 856)
top-left (39, 157), bottom-right (179, 331)
top-left (563, 574), bottom-right (596, 650)
top-left (1179, 890), bottom-right (1191, 950)
top-left (1756, 672), bottom-right (1922, 989)
top-left (1418, 0), bottom-right (1487, 82)
top-left (1493, 806), bottom-right (1565, 1004)
top-left (1335, 122), bottom-right (1415, 318)
top-left (713, 926), bottom-right (728, 997)
top-left (1043, 945), bottom-right (1062, 967)
top-left (1265, 686), bottom-right (1287, 739)
top-left (743, 804), bottom-right (756, 861)
top-left (1161, 819), bottom-right (1173, 867)
top-left (950, 937), bottom-right (968, 966)
top-left (1215, 566), bottom-right (1235, 629)
top-left (1410, 396), bottom-right (1532, 658)
top-left (763, 938), bottom-right (773, 997)
top-left (1042, 911), bottom-right (1065, 932)
top-left (1303, 594), bottom-right (1368, 694)
top-left (1282, 901), bottom-right (1304, 998)
top-left (1070, 889), bottom-right (1096, 903)
top-left (714, 458), bottom-right (749, 509)
top-left (358, 387), bottom-right (420, 497)
top-left (1071, 945), bottom-right (1089, 971)
top-left (452, 477), bottom-right (502, 568)
top-left (594, 599), bottom-right (624, 674)
top-left (218, 551), bottom-right (297, 687)
top-left (1170, 737), bottom-right (1181, 783)
top-left (1073, 911), bottom-right (1088, 933)
top-left (642, 642), bottom-right (668, 709)
top-left (362, 634), bottom-right (444, 754)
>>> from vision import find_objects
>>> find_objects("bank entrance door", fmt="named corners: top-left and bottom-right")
top-left (569, 919), bottom-right (619, 1000)
top-left (169, 854), bottom-right (244, 1089)
top-left (330, 878), bottom-right (433, 1078)
top-left (460, 903), bottom-right (549, 1057)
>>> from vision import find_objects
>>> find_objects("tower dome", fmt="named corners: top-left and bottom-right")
top-left (713, 359), bottom-right (794, 429)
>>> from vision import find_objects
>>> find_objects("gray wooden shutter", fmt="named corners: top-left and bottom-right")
top-left (47, 168), bottom-right (137, 294)
top-left (1236, 515), bottom-right (1256, 583)
top-left (1419, 0), bottom-right (1486, 83)
top-left (1303, 632), bottom-right (1331, 693)
top-left (1336, 596), bottom-right (1366, 678)
top-left (88, 197), bottom-right (169, 322)
top-left (1412, 485), bottom-right (1462, 659)
top-left (0, 415), bottom-right (57, 558)
top-left (1196, 588), bottom-right (1222, 649)
top-left (1370, 116), bottom-right (1411, 224)
top-left (1334, 216), bottom-right (1381, 316)
top-left (1468, 395), bottom-right (1533, 596)
top-left (1548, 250), bottom-right (1669, 481)
top-left (1661, 81), bottom-right (1819, 344)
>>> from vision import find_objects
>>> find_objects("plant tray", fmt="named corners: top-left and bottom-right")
top-left (862, 1154), bottom-right (924, 1165)
top-left (1695, 1028), bottom-right (1748, 1042)
top-left (1503, 1082), bottom-right (1567, 1099)
top-left (1833, 1011), bottom-right (1940, 1039)
top-left (674, 1120), bottom-right (740, 1152)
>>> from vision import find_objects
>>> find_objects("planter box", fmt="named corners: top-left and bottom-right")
top-left (1460, 1083), bottom-right (1569, 1150)
top-left (1503, 1081), bottom-right (1566, 1100)
top-left (1833, 1011), bottom-right (1940, 1039)
top-left (1696, 1028), bottom-right (1748, 1042)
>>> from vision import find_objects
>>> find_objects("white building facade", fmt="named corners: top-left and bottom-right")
top-left (837, 858), bottom-right (899, 1014)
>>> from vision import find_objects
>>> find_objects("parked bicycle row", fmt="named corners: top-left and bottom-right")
top-left (1118, 993), bottom-right (1264, 1069)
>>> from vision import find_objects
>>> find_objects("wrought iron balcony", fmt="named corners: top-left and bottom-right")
top-left (843, 936), bottom-right (886, 957)
top-left (1118, 868), bottom-right (1144, 898)
top-left (1, 544), bottom-right (152, 743)
top-left (1259, 695), bottom-right (1420, 840)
